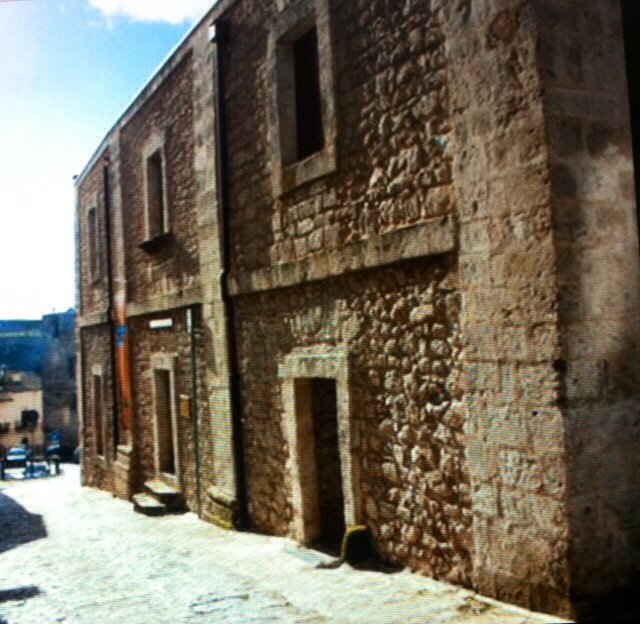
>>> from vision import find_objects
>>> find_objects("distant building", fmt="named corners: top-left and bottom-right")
top-left (0, 320), bottom-right (46, 375)
top-left (41, 310), bottom-right (78, 452)
top-left (0, 370), bottom-right (44, 450)
top-left (0, 311), bottom-right (77, 453)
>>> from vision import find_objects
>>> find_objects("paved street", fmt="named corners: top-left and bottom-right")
top-left (0, 467), bottom-right (568, 624)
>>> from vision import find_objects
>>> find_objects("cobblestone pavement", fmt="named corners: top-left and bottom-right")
top-left (0, 467), bottom-right (570, 624)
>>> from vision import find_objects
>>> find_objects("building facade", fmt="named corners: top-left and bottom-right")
top-left (75, 0), bottom-right (640, 619)
top-left (0, 372), bottom-right (44, 451)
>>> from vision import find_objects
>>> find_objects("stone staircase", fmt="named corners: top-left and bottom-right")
top-left (132, 480), bottom-right (186, 516)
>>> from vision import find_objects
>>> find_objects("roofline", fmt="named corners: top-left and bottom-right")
top-left (75, 0), bottom-right (237, 187)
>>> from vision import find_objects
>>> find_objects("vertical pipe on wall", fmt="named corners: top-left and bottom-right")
top-left (102, 158), bottom-right (120, 456)
top-left (73, 176), bottom-right (86, 475)
top-left (188, 305), bottom-right (202, 517)
top-left (210, 19), bottom-right (250, 529)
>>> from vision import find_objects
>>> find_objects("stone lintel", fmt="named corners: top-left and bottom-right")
top-left (230, 214), bottom-right (457, 296)
top-left (126, 286), bottom-right (202, 318)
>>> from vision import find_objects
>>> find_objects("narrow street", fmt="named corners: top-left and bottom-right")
top-left (0, 467), bottom-right (566, 624)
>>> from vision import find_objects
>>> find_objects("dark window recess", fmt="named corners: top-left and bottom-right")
top-left (146, 150), bottom-right (165, 237)
top-left (93, 374), bottom-right (104, 457)
top-left (293, 27), bottom-right (325, 161)
top-left (88, 207), bottom-right (99, 278)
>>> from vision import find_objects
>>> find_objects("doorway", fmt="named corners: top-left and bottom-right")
top-left (310, 378), bottom-right (345, 550)
top-left (154, 369), bottom-right (175, 475)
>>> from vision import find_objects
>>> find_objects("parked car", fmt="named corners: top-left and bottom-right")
top-left (5, 446), bottom-right (30, 468)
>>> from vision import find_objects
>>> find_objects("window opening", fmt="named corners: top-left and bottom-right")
top-left (146, 150), bottom-right (166, 238)
top-left (154, 369), bottom-right (175, 474)
top-left (93, 374), bottom-right (104, 457)
top-left (88, 207), bottom-right (99, 279)
top-left (293, 27), bottom-right (325, 161)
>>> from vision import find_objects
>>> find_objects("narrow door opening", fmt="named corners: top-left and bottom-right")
top-left (154, 369), bottom-right (175, 474)
top-left (310, 377), bottom-right (345, 551)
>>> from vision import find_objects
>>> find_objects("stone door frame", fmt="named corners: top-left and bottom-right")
top-left (278, 346), bottom-right (360, 545)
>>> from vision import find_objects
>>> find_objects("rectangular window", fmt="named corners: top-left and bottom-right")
top-left (92, 374), bottom-right (104, 457)
top-left (146, 149), bottom-right (166, 239)
top-left (87, 207), bottom-right (100, 281)
top-left (269, 0), bottom-right (337, 195)
top-left (293, 27), bottom-right (324, 161)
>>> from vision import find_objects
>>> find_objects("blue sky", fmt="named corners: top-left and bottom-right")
top-left (0, 0), bottom-right (210, 319)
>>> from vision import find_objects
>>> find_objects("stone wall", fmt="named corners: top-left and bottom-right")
top-left (436, 0), bottom-right (573, 615)
top-left (78, 324), bottom-right (114, 492)
top-left (236, 255), bottom-right (473, 585)
top-left (224, 0), bottom-right (455, 274)
top-left (536, 0), bottom-right (640, 612)
top-left (119, 54), bottom-right (199, 305)
top-left (126, 309), bottom-right (205, 510)
top-left (77, 150), bottom-right (109, 318)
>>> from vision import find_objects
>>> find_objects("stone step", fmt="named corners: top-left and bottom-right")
top-left (132, 493), bottom-right (166, 517)
top-left (144, 480), bottom-right (186, 512)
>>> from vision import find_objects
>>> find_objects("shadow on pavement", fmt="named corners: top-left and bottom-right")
top-left (0, 492), bottom-right (47, 554)
top-left (0, 585), bottom-right (42, 603)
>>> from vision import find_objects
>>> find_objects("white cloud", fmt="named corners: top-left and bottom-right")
top-left (88, 0), bottom-right (213, 25)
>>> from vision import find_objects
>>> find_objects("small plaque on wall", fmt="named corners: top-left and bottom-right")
top-left (179, 395), bottom-right (191, 420)
top-left (149, 318), bottom-right (173, 330)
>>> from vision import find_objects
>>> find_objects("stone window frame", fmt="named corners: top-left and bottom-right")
top-left (268, 0), bottom-right (337, 197)
top-left (91, 364), bottom-right (106, 459)
top-left (86, 200), bottom-right (102, 284)
top-left (141, 131), bottom-right (170, 245)
top-left (150, 353), bottom-right (181, 484)
top-left (278, 346), bottom-right (361, 545)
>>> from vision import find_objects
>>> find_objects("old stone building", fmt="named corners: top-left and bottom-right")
top-left (75, 0), bottom-right (640, 619)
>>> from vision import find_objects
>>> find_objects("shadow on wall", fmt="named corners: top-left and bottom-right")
top-left (0, 492), bottom-right (47, 554)
top-left (552, 171), bottom-right (640, 622)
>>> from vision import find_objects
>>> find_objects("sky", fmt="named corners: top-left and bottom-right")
top-left (0, 0), bottom-right (213, 320)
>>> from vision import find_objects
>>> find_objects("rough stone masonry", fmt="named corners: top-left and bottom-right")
top-left (75, 0), bottom-right (640, 620)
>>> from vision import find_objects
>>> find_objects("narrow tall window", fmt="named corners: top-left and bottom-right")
top-left (146, 149), bottom-right (166, 238)
top-left (88, 207), bottom-right (100, 280)
top-left (92, 374), bottom-right (104, 457)
top-left (154, 368), bottom-right (175, 474)
top-left (293, 27), bottom-right (324, 161)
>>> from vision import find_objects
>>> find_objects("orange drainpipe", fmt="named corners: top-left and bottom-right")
top-left (114, 292), bottom-right (134, 444)
top-left (103, 157), bottom-right (134, 448)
